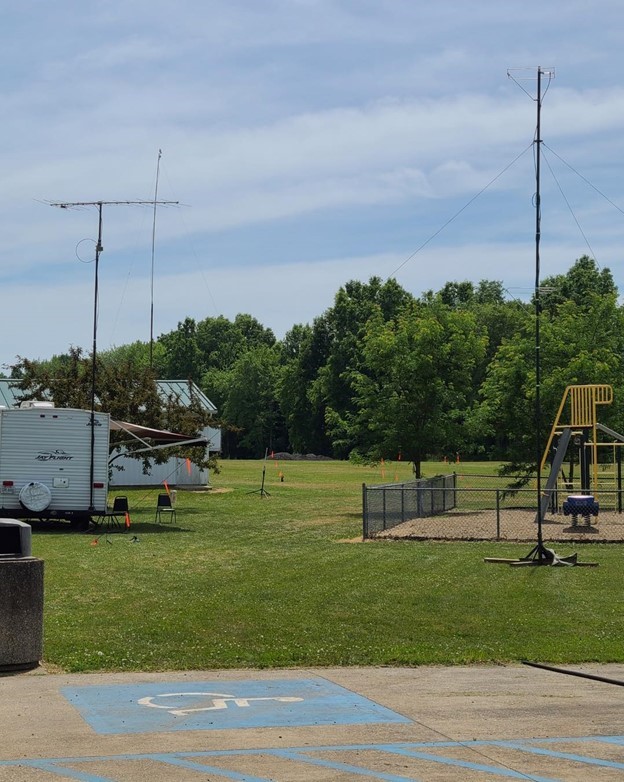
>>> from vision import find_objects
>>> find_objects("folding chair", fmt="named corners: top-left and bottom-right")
top-left (155, 492), bottom-right (177, 524)
top-left (107, 496), bottom-right (129, 530)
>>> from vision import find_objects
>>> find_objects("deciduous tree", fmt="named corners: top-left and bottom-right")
top-left (346, 300), bottom-right (487, 476)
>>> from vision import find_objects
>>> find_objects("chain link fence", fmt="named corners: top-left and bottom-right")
top-left (363, 472), bottom-right (624, 542)
top-left (362, 474), bottom-right (457, 538)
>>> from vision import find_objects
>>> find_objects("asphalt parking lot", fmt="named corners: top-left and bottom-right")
top-left (2, 663), bottom-right (624, 780)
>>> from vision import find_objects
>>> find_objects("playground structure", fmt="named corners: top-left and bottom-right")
top-left (540, 384), bottom-right (624, 525)
top-left (361, 385), bottom-right (624, 545)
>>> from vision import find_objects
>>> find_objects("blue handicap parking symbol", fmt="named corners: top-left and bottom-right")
top-left (62, 677), bottom-right (411, 734)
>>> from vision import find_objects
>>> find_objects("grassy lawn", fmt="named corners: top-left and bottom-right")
top-left (33, 459), bottom-right (624, 672)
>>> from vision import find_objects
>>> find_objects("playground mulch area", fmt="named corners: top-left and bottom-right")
top-left (374, 507), bottom-right (624, 543)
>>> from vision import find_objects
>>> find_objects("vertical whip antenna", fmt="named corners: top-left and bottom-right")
top-left (150, 149), bottom-right (163, 370)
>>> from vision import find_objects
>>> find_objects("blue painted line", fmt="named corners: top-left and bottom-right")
top-left (276, 749), bottom-right (423, 781)
top-left (388, 736), bottom-right (624, 750)
top-left (382, 747), bottom-right (561, 781)
top-left (6, 737), bottom-right (624, 781)
top-left (501, 736), bottom-right (624, 747)
top-left (154, 754), bottom-right (272, 781)
top-left (534, 735), bottom-right (624, 750)
top-left (501, 741), bottom-right (624, 770)
top-left (61, 677), bottom-right (410, 734)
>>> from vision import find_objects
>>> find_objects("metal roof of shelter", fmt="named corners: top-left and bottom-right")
top-left (0, 378), bottom-right (217, 414)
top-left (0, 379), bottom-right (31, 408)
top-left (157, 380), bottom-right (217, 413)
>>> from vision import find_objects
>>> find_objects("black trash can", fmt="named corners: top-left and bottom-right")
top-left (0, 520), bottom-right (43, 672)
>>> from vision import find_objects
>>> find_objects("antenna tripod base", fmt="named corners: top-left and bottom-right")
top-left (247, 462), bottom-right (270, 497)
top-left (485, 542), bottom-right (597, 567)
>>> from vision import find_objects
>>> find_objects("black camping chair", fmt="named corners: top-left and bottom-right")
top-left (107, 496), bottom-right (129, 530)
top-left (155, 492), bottom-right (177, 524)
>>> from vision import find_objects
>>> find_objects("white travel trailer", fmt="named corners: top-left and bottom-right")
top-left (0, 402), bottom-right (205, 527)
top-left (0, 404), bottom-right (110, 527)
top-left (0, 378), bottom-right (221, 491)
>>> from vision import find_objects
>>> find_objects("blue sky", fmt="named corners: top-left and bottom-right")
top-left (2, 0), bottom-right (624, 368)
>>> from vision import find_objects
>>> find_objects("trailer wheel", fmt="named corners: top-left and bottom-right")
top-left (69, 515), bottom-right (92, 532)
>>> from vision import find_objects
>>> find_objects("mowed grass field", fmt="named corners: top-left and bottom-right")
top-left (33, 459), bottom-right (624, 672)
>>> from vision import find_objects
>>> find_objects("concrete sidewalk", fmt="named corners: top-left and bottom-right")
top-left (1, 663), bottom-right (624, 780)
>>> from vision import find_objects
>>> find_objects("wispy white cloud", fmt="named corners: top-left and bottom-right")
top-left (1, 1), bottom-right (624, 365)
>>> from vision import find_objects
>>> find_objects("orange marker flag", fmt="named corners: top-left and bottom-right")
top-left (163, 480), bottom-right (170, 495)
top-left (186, 457), bottom-right (192, 475)
top-left (125, 512), bottom-right (131, 529)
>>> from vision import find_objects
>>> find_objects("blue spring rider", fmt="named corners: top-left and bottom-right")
top-left (562, 494), bottom-right (599, 527)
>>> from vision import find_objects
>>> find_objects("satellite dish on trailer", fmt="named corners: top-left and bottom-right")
top-left (19, 482), bottom-right (52, 513)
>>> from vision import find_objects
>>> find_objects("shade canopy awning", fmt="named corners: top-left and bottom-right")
top-left (110, 420), bottom-right (206, 444)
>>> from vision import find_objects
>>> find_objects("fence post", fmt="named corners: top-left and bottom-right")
top-left (382, 486), bottom-right (387, 531)
top-left (618, 448), bottom-right (622, 514)
top-left (444, 474), bottom-right (451, 511)
top-left (496, 489), bottom-right (501, 540)
top-left (362, 483), bottom-right (367, 539)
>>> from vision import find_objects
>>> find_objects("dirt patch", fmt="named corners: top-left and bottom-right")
top-left (183, 487), bottom-right (233, 494)
top-left (372, 507), bottom-right (624, 543)
top-left (271, 452), bottom-right (333, 461)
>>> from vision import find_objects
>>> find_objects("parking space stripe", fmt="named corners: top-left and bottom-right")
top-left (275, 749), bottom-right (422, 781)
top-left (500, 742), bottom-right (624, 770)
top-left (382, 747), bottom-right (560, 781)
top-left (154, 754), bottom-right (272, 781)
top-left (5, 737), bottom-right (624, 781)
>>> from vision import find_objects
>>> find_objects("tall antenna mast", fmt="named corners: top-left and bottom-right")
top-left (534, 67), bottom-right (545, 557)
top-left (494, 66), bottom-right (557, 565)
top-left (150, 149), bottom-right (163, 369)
top-left (50, 197), bottom-right (178, 510)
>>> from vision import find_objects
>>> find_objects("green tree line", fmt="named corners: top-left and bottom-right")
top-left (11, 256), bottom-right (624, 475)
